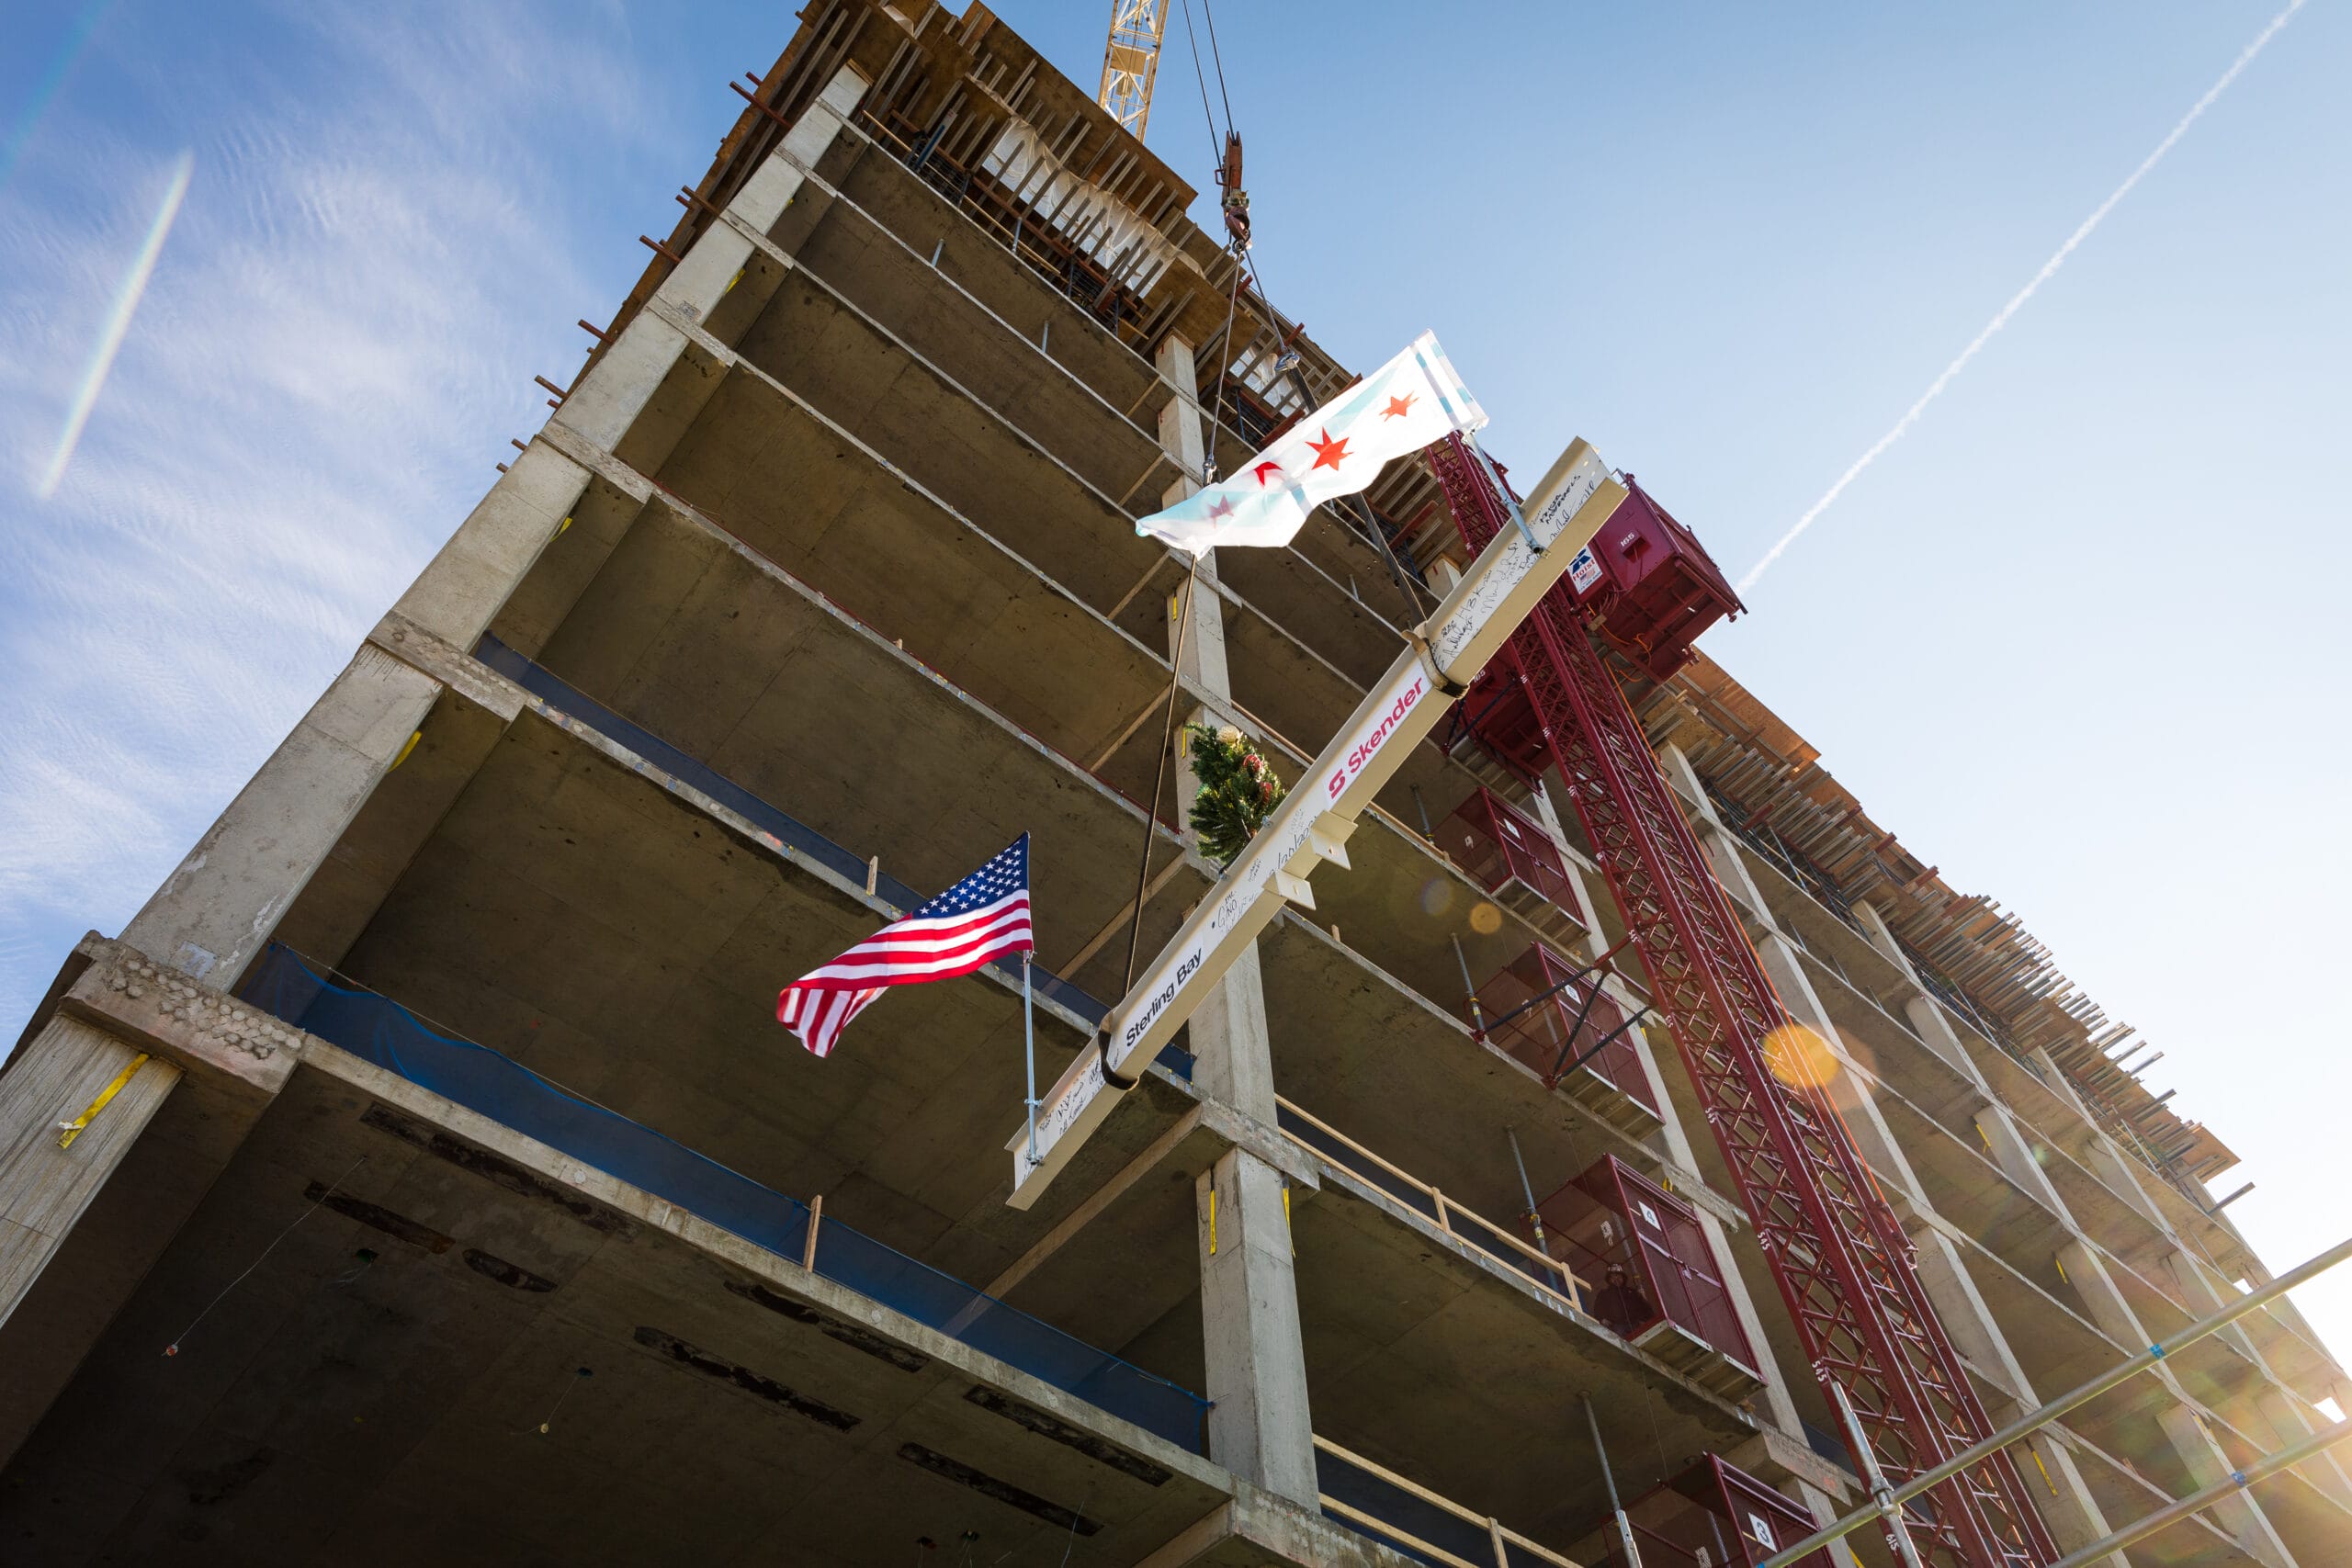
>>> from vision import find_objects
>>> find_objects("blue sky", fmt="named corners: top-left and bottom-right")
top-left (6, 1), bottom-right (2347, 1395)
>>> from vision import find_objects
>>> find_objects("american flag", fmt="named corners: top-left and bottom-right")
top-left (776, 833), bottom-right (1033, 1058)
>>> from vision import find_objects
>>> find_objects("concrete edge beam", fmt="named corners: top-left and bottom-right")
top-left (294, 1032), bottom-right (1233, 1492)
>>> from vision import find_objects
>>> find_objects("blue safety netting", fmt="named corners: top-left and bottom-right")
top-left (243, 943), bottom-right (1209, 1453)
top-left (472, 632), bottom-right (1192, 1081)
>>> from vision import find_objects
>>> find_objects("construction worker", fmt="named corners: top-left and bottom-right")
top-left (1593, 1262), bottom-right (1655, 1337)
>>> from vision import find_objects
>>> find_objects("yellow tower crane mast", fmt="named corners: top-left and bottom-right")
top-left (1096, 0), bottom-right (1169, 136)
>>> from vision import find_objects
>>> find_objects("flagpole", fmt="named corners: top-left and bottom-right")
top-left (1466, 434), bottom-right (1541, 552)
top-left (1023, 952), bottom-right (1039, 1166)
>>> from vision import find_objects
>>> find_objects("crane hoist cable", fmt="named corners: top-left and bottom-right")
top-left (1174, 0), bottom-right (1223, 174)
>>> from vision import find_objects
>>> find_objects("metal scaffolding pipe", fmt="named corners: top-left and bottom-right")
top-left (1830, 1382), bottom-right (1927, 1568)
top-left (1581, 1395), bottom-right (1641, 1568)
top-left (1755, 1232), bottom-right (2352, 1568)
top-left (2044, 1419), bottom-right (2352, 1568)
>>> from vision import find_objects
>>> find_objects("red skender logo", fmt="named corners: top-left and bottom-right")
top-left (1328, 676), bottom-right (1426, 800)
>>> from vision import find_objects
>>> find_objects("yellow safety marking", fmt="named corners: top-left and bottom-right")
top-left (57, 1053), bottom-right (151, 1150)
top-left (1207, 1186), bottom-right (1217, 1256)
top-left (1283, 1185), bottom-right (1293, 1257)
top-left (2054, 1253), bottom-right (2070, 1285)
top-left (555, 513), bottom-right (573, 537)
top-left (726, 267), bottom-right (743, 295)
top-left (390, 730), bottom-right (422, 771)
top-left (2031, 1444), bottom-right (2060, 1498)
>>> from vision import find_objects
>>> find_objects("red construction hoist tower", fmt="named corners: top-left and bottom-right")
top-left (1427, 435), bottom-right (2056, 1568)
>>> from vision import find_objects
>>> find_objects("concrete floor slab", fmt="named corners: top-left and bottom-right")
top-left (0, 1053), bottom-right (1235, 1566)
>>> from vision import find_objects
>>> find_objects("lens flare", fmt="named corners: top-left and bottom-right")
top-left (1418, 877), bottom-right (1455, 918)
top-left (1467, 901), bottom-right (1502, 935)
top-left (1762, 1023), bottom-right (1837, 1092)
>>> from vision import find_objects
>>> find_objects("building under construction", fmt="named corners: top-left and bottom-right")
top-left (2, 5), bottom-right (2345, 1564)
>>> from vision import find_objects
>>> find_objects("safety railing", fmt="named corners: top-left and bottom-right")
top-left (1314, 1435), bottom-right (1579, 1568)
top-left (1272, 1096), bottom-right (1589, 1314)
top-left (241, 943), bottom-right (1210, 1453)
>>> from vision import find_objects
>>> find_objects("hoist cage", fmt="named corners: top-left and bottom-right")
top-left (1443, 786), bottom-right (1587, 931)
top-left (1531, 1154), bottom-right (1753, 1370)
top-left (1594, 1454), bottom-right (1831, 1568)
top-left (1474, 942), bottom-right (1653, 1116)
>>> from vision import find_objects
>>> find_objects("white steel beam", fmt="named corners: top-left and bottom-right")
top-left (1007, 437), bottom-right (1627, 1206)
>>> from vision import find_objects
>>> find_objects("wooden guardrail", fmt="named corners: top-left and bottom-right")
top-left (1311, 1434), bottom-right (1585, 1568)
top-left (1272, 1095), bottom-right (1591, 1311)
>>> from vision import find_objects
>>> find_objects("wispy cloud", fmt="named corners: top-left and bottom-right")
top-left (0, 0), bottom-right (118, 192)
top-left (0, 1), bottom-right (671, 1038)
top-left (1739, 0), bottom-right (2308, 594)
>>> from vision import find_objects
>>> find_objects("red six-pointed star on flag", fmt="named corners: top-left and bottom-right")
top-left (1306, 428), bottom-right (1351, 472)
top-left (1251, 459), bottom-right (1284, 487)
top-left (1206, 494), bottom-right (1235, 519)
top-left (1380, 392), bottom-right (1417, 420)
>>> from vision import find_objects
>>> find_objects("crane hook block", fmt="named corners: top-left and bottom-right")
top-left (1217, 132), bottom-right (1252, 251)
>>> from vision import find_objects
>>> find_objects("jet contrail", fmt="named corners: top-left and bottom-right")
top-left (1739, 0), bottom-right (2307, 593)
top-left (37, 150), bottom-right (194, 500)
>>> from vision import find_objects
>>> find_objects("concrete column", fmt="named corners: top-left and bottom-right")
top-left (2165, 1251), bottom-right (2352, 1509)
top-left (2057, 1235), bottom-right (2297, 1566)
top-left (1659, 748), bottom-right (2140, 1556)
top-left (1195, 1137), bottom-right (1317, 1505)
top-left (1526, 783), bottom-right (1608, 959)
top-left (0, 939), bottom-right (298, 1468)
top-left (1155, 333), bottom-right (1207, 489)
top-left (1148, 332), bottom-right (1317, 1506)
top-left (0, 1015), bottom-right (181, 1329)
top-left (123, 644), bottom-right (442, 987)
top-left (1853, 901), bottom-right (2089, 1230)
top-left (1849, 900), bottom-right (1979, 1081)
top-left (1170, 558), bottom-right (1231, 701)
top-left (2029, 1048), bottom-right (2177, 1233)
top-left (2024, 1431), bottom-right (2136, 1568)
top-left (2251, 1382), bottom-right (2352, 1509)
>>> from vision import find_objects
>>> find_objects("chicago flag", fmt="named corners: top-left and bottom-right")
top-left (1137, 330), bottom-right (1487, 556)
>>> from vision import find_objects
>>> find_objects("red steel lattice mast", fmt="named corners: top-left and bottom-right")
top-left (1428, 436), bottom-right (2054, 1568)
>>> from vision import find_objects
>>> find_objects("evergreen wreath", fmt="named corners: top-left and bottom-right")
top-left (1183, 723), bottom-right (1286, 866)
